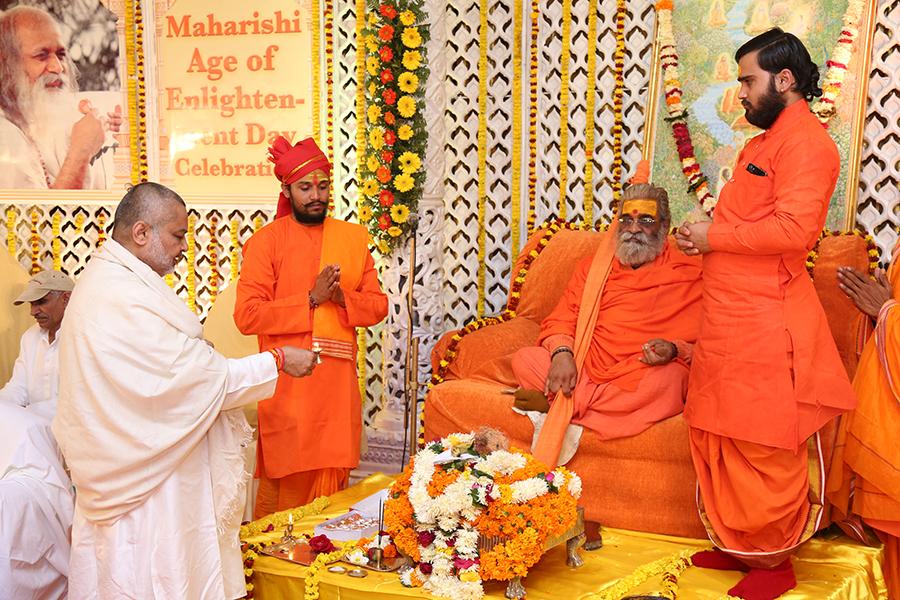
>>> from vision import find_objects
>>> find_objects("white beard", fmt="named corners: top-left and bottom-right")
top-left (18, 72), bottom-right (82, 168)
top-left (616, 230), bottom-right (666, 266)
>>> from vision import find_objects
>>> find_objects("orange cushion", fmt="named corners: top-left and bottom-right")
top-left (431, 318), bottom-right (541, 386)
top-left (425, 379), bottom-right (706, 538)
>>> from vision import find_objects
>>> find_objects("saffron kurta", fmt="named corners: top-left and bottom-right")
top-left (685, 100), bottom-right (856, 565)
top-left (234, 216), bottom-right (387, 511)
top-left (517, 239), bottom-right (702, 440)
top-left (827, 242), bottom-right (900, 598)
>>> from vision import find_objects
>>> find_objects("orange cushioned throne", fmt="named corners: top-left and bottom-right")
top-left (425, 221), bottom-right (872, 538)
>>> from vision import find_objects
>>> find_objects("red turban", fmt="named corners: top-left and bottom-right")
top-left (268, 136), bottom-right (332, 218)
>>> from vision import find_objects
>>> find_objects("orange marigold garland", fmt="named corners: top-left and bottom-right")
top-left (96, 211), bottom-right (107, 247)
top-left (430, 219), bottom-right (589, 387)
top-left (525, 0), bottom-right (540, 234)
top-left (30, 209), bottom-right (40, 274)
top-left (610, 0), bottom-right (626, 204)
top-left (208, 214), bottom-right (220, 303)
top-left (386, 432), bottom-right (582, 598)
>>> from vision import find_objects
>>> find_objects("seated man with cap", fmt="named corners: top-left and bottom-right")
top-left (0, 270), bottom-right (74, 421)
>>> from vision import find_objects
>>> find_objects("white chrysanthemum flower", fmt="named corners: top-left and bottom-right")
top-left (510, 478), bottom-right (549, 503)
top-left (346, 549), bottom-right (368, 566)
top-left (567, 473), bottom-right (583, 498)
top-left (455, 529), bottom-right (479, 554)
top-left (474, 450), bottom-right (526, 476)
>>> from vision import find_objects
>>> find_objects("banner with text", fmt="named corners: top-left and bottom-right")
top-left (158, 0), bottom-right (313, 197)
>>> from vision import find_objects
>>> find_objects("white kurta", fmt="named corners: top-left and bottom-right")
top-left (54, 239), bottom-right (278, 600)
top-left (0, 324), bottom-right (60, 422)
top-left (0, 404), bottom-right (74, 600)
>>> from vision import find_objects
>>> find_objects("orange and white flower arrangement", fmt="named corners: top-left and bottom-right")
top-left (385, 430), bottom-right (581, 599)
top-left (811, 0), bottom-right (866, 125)
top-left (359, 0), bottom-right (429, 254)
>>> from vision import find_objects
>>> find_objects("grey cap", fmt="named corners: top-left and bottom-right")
top-left (13, 270), bottom-right (75, 305)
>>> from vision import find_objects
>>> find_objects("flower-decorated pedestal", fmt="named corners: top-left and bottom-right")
top-left (386, 430), bottom-right (584, 600)
top-left (479, 505), bottom-right (586, 599)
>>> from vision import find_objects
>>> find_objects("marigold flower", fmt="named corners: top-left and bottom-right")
top-left (401, 27), bottom-right (422, 48)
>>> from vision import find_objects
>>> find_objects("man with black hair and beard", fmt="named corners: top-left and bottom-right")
top-left (675, 28), bottom-right (855, 600)
top-left (511, 166), bottom-right (703, 468)
top-left (234, 136), bottom-right (388, 518)
top-left (0, 5), bottom-right (120, 189)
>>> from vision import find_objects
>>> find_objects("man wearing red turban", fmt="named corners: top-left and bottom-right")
top-left (234, 137), bottom-right (388, 517)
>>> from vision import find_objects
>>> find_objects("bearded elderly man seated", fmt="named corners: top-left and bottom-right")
top-left (511, 174), bottom-right (703, 480)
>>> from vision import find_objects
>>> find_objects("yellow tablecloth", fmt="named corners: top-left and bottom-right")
top-left (243, 474), bottom-right (888, 600)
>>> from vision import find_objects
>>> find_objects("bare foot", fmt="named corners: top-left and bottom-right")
top-left (513, 388), bottom-right (550, 412)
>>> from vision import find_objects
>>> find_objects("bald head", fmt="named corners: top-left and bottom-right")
top-left (112, 182), bottom-right (188, 276)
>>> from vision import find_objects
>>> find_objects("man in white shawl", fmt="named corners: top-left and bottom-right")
top-left (53, 182), bottom-right (318, 599)
top-left (0, 403), bottom-right (73, 599)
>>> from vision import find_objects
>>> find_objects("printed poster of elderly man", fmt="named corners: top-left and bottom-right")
top-left (0, 0), bottom-right (123, 190)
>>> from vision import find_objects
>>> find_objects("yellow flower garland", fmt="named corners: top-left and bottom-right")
top-left (6, 207), bottom-right (16, 257)
top-left (74, 212), bottom-right (84, 234)
top-left (581, 0), bottom-right (600, 227)
top-left (30, 210), bottom-right (40, 274)
top-left (510, 0), bottom-right (524, 262)
top-left (304, 542), bottom-right (354, 600)
top-left (476, 0), bottom-right (489, 318)
top-left (354, 0), bottom-right (368, 413)
top-left (124, 0), bottom-right (148, 184)
top-left (311, 0), bottom-right (322, 145)
top-left (51, 211), bottom-right (61, 271)
top-left (186, 214), bottom-right (197, 313)
top-left (229, 218), bottom-right (240, 283)
top-left (556, 0), bottom-right (574, 220)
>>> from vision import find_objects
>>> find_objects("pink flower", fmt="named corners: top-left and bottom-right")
top-left (417, 531), bottom-right (436, 547)
top-left (419, 562), bottom-right (433, 575)
top-left (308, 534), bottom-right (336, 553)
top-left (454, 557), bottom-right (478, 570)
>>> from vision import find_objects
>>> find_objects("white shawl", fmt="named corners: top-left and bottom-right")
top-left (54, 239), bottom-right (252, 532)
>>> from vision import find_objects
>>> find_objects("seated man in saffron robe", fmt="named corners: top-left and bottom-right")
top-left (512, 169), bottom-right (703, 457)
top-left (828, 241), bottom-right (900, 599)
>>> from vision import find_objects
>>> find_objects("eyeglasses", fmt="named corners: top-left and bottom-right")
top-left (617, 215), bottom-right (657, 227)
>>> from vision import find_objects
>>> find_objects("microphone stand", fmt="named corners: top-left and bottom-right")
top-left (401, 217), bottom-right (420, 468)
